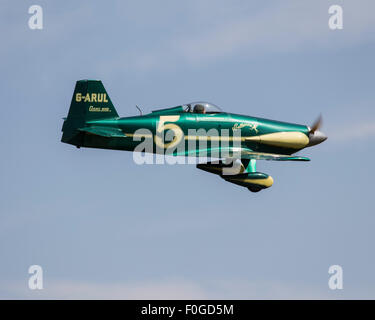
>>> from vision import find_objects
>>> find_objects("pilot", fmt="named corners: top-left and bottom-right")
top-left (193, 104), bottom-right (206, 114)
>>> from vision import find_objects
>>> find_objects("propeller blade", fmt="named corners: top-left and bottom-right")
top-left (309, 114), bottom-right (322, 134)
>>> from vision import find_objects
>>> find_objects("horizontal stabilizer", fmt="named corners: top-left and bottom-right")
top-left (78, 126), bottom-right (126, 138)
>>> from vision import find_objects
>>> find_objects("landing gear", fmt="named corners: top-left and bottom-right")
top-left (243, 159), bottom-right (262, 192)
top-left (197, 158), bottom-right (273, 192)
top-left (243, 159), bottom-right (272, 192)
top-left (248, 186), bottom-right (262, 193)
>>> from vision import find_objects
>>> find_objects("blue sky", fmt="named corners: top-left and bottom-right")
top-left (1, 0), bottom-right (375, 298)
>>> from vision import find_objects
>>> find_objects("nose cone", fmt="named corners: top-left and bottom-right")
top-left (307, 130), bottom-right (327, 147)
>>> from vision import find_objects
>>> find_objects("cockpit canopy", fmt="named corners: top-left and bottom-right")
top-left (183, 102), bottom-right (223, 114)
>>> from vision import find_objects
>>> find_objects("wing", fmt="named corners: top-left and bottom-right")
top-left (239, 149), bottom-right (310, 161)
top-left (175, 146), bottom-right (310, 161)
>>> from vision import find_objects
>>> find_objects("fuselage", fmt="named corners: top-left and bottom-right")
top-left (80, 105), bottom-right (311, 157)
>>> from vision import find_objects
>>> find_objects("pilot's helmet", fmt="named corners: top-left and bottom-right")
top-left (193, 104), bottom-right (206, 114)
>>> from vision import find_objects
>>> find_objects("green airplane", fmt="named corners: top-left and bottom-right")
top-left (61, 80), bottom-right (327, 192)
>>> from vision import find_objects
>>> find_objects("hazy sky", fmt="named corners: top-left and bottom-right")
top-left (1, 0), bottom-right (375, 299)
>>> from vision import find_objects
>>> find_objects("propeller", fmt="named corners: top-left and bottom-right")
top-left (309, 114), bottom-right (323, 134)
top-left (307, 114), bottom-right (327, 146)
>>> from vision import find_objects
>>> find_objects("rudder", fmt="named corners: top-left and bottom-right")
top-left (61, 80), bottom-right (119, 145)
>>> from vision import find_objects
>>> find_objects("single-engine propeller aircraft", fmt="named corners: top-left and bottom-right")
top-left (61, 80), bottom-right (327, 192)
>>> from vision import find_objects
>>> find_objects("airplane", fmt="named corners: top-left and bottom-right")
top-left (61, 80), bottom-right (327, 192)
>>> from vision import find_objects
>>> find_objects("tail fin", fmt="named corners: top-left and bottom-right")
top-left (61, 80), bottom-right (119, 145)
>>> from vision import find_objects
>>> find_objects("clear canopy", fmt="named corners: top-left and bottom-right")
top-left (183, 102), bottom-right (222, 114)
